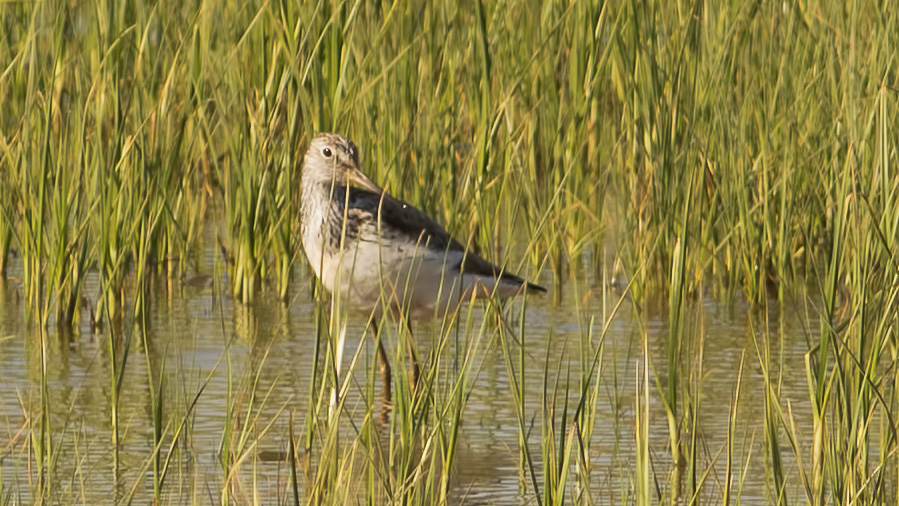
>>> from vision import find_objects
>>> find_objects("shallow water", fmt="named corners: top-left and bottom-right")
top-left (0, 244), bottom-right (816, 504)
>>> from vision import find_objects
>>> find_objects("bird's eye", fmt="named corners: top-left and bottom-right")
top-left (322, 147), bottom-right (332, 158)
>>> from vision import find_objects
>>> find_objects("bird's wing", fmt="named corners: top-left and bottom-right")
top-left (336, 185), bottom-right (546, 292)
top-left (335, 185), bottom-right (463, 253)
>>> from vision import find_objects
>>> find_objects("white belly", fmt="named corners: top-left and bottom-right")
top-left (310, 241), bottom-right (462, 318)
top-left (301, 209), bottom-right (518, 320)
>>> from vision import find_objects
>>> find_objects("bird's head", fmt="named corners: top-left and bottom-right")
top-left (303, 133), bottom-right (381, 193)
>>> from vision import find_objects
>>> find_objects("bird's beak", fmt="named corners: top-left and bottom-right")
top-left (347, 167), bottom-right (383, 194)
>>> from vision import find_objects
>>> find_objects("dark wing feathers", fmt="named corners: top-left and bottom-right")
top-left (334, 185), bottom-right (545, 293)
top-left (334, 185), bottom-right (462, 252)
top-left (458, 253), bottom-right (547, 293)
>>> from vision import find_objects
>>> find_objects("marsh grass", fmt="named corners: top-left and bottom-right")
top-left (2, 0), bottom-right (899, 503)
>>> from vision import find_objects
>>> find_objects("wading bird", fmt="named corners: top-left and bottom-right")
top-left (300, 133), bottom-right (544, 400)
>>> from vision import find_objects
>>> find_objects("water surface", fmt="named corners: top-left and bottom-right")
top-left (0, 245), bottom-right (816, 504)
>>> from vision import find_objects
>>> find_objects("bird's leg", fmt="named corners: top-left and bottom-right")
top-left (328, 318), bottom-right (347, 421)
top-left (374, 322), bottom-right (392, 404)
top-left (404, 315), bottom-right (420, 393)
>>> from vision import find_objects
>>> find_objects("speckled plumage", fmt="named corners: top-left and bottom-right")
top-left (300, 133), bottom-right (544, 319)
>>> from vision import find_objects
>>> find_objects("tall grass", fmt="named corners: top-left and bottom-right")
top-left (1, 0), bottom-right (898, 503)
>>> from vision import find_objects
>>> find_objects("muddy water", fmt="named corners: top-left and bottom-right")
top-left (0, 247), bottom-right (814, 504)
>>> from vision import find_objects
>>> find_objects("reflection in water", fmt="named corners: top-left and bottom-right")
top-left (0, 254), bottom-right (815, 504)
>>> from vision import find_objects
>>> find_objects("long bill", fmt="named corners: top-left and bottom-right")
top-left (347, 167), bottom-right (383, 194)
